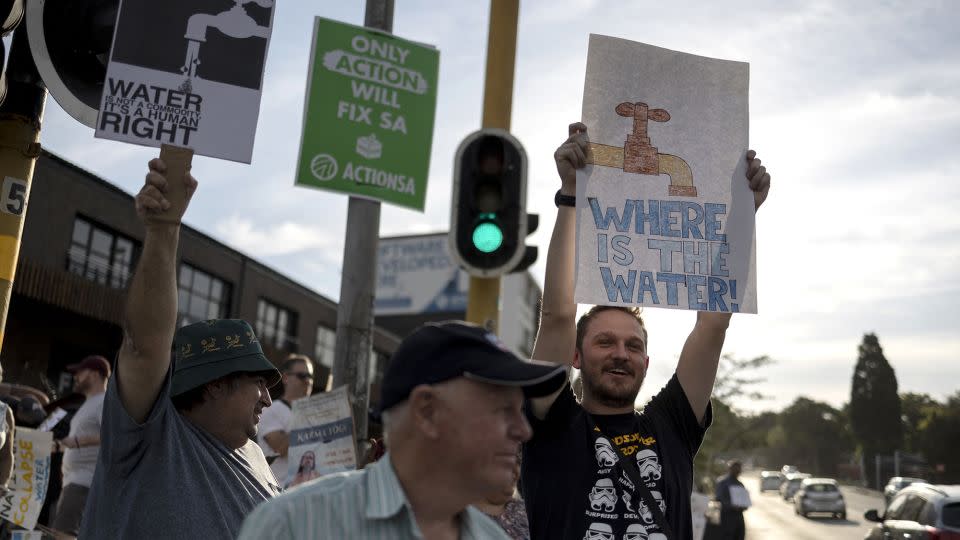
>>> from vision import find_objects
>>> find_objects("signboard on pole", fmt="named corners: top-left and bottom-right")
top-left (286, 385), bottom-right (357, 488)
top-left (0, 428), bottom-right (53, 531)
top-left (294, 17), bottom-right (440, 211)
top-left (95, 0), bottom-right (276, 163)
top-left (574, 35), bottom-right (757, 313)
top-left (375, 234), bottom-right (469, 315)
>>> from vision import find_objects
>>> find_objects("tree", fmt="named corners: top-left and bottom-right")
top-left (900, 392), bottom-right (939, 453)
top-left (765, 397), bottom-right (854, 476)
top-left (849, 333), bottom-right (902, 488)
top-left (916, 391), bottom-right (960, 483)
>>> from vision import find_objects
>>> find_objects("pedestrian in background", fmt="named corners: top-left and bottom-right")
top-left (51, 355), bottom-right (110, 536)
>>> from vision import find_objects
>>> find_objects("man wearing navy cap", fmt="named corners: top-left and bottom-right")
top-left (79, 159), bottom-right (282, 540)
top-left (238, 320), bottom-right (569, 540)
top-left (50, 355), bottom-right (110, 536)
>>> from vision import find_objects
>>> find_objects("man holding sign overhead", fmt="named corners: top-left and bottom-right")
top-left (79, 161), bottom-right (282, 540)
top-left (521, 37), bottom-right (771, 540)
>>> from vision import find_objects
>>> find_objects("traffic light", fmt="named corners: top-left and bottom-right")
top-left (25, 0), bottom-right (118, 128)
top-left (0, 0), bottom-right (25, 105)
top-left (450, 129), bottom-right (529, 277)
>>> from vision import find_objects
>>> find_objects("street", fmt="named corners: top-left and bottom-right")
top-left (739, 471), bottom-right (885, 540)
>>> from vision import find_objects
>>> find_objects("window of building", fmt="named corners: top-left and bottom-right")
top-left (315, 325), bottom-right (336, 368)
top-left (177, 264), bottom-right (231, 326)
top-left (256, 299), bottom-right (298, 351)
top-left (67, 216), bottom-right (138, 289)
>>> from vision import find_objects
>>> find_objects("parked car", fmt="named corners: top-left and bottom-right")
top-left (781, 465), bottom-right (799, 476)
top-left (781, 473), bottom-right (811, 501)
top-left (760, 471), bottom-right (784, 492)
top-left (864, 483), bottom-right (960, 540)
top-left (884, 476), bottom-right (928, 506)
top-left (793, 478), bottom-right (846, 519)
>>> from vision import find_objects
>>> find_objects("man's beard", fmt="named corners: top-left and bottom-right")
top-left (582, 369), bottom-right (644, 409)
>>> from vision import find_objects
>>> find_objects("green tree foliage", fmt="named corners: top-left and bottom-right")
top-left (850, 333), bottom-right (902, 487)
top-left (900, 392), bottom-right (939, 453)
top-left (766, 397), bottom-right (854, 476)
top-left (915, 391), bottom-right (960, 483)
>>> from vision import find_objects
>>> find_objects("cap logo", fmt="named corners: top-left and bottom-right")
top-left (181, 343), bottom-right (194, 359)
top-left (200, 338), bottom-right (221, 354)
top-left (225, 334), bottom-right (244, 349)
top-left (484, 332), bottom-right (510, 352)
top-left (246, 330), bottom-right (258, 344)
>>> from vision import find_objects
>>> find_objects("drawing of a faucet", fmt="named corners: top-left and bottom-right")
top-left (180, 0), bottom-right (274, 79)
top-left (586, 101), bottom-right (697, 197)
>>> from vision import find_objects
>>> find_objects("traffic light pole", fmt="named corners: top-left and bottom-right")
top-left (0, 29), bottom-right (46, 353)
top-left (466, 0), bottom-right (519, 332)
top-left (332, 0), bottom-right (392, 457)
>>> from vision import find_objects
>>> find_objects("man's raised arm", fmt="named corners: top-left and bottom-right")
top-left (676, 150), bottom-right (771, 424)
top-left (529, 123), bottom-right (589, 418)
top-left (118, 158), bottom-right (197, 423)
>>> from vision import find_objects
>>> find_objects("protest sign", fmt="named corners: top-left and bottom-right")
top-left (0, 429), bottom-right (53, 531)
top-left (294, 17), bottom-right (440, 211)
top-left (375, 233), bottom-right (469, 315)
top-left (575, 35), bottom-right (757, 313)
top-left (286, 385), bottom-right (357, 488)
top-left (95, 0), bottom-right (275, 163)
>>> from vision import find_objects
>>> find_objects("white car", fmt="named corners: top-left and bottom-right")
top-left (781, 473), bottom-right (811, 501)
top-left (760, 470), bottom-right (784, 492)
top-left (793, 478), bottom-right (846, 519)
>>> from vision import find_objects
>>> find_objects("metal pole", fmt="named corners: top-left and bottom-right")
top-left (894, 450), bottom-right (900, 477)
top-left (0, 28), bottom-right (46, 354)
top-left (875, 454), bottom-right (881, 491)
top-left (466, 0), bottom-right (519, 332)
top-left (331, 0), bottom-right (392, 457)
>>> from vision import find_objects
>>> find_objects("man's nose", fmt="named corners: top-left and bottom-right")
top-left (511, 413), bottom-right (533, 443)
top-left (260, 383), bottom-right (273, 406)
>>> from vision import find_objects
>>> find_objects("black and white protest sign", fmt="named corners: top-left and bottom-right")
top-left (95, 0), bottom-right (275, 163)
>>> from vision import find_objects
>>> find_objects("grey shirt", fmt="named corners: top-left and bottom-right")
top-left (79, 368), bottom-right (281, 539)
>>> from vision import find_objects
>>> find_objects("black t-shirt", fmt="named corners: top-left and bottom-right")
top-left (521, 373), bottom-right (712, 540)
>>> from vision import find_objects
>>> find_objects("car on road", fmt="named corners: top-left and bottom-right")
top-left (884, 476), bottom-right (928, 506)
top-left (864, 483), bottom-right (960, 540)
top-left (781, 465), bottom-right (799, 476)
top-left (781, 473), bottom-right (811, 501)
top-left (793, 478), bottom-right (846, 519)
top-left (760, 471), bottom-right (784, 492)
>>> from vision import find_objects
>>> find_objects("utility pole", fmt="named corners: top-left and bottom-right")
top-left (466, 0), bottom-right (519, 332)
top-left (331, 0), bottom-right (393, 456)
top-left (0, 28), bottom-right (46, 353)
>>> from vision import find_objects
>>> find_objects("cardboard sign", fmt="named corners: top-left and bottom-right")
top-left (0, 429), bottom-right (53, 531)
top-left (95, 0), bottom-right (276, 163)
top-left (286, 385), bottom-right (357, 488)
top-left (294, 17), bottom-right (440, 211)
top-left (574, 35), bottom-right (757, 313)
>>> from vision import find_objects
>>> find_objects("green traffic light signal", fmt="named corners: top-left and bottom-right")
top-left (472, 216), bottom-right (503, 253)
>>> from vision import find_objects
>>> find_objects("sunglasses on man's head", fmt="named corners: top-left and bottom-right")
top-left (287, 372), bottom-right (314, 381)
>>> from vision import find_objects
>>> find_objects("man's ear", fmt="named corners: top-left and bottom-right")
top-left (408, 385), bottom-right (441, 439)
top-left (573, 348), bottom-right (583, 370)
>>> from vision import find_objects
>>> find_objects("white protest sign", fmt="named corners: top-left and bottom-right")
top-left (95, 0), bottom-right (276, 163)
top-left (575, 35), bottom-right (756, 313)
top-left (0, 428), bottom-right (53, 530)
top-left (375, 234), bottom-right (469, 315)
top-left (286, 385), bottom-right (357, 488)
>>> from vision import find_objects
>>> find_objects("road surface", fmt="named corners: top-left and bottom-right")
top-left (738, 471), bottom-right (885, 540)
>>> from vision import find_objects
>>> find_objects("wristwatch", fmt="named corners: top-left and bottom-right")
top-left (554, 189), bottom-right (576, 207)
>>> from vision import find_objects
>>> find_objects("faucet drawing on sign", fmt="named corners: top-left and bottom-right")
top-left (586, 102), bottom-right (696, 197)
top-left (180, 0), bottom-right (274, 85)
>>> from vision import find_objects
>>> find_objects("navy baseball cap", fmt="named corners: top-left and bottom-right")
top-left (378, 321), bottom-right (568, 413)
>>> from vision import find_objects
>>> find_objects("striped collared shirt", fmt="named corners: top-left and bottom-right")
top-left (237, 453), bottom-right (510, 539)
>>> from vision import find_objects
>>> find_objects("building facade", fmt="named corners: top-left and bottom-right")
top-left (2, 151), bottom-right (400, 404)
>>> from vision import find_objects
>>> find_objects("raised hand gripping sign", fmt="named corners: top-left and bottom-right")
top-left (574, 35), bottom-right (757, 313)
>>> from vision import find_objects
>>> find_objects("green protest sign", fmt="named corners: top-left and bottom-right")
top-left (294, 17), bottom-right (440, 211)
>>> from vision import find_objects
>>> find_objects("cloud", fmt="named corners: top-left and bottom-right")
top-left (213, 216), bottom-right (340, 257)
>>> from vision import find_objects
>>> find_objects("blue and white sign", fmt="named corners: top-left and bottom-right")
top-left (376, 234), bottom-right (469, 315)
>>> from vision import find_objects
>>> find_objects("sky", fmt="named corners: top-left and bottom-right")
top-left (28, 0), bottom-right (960, 414)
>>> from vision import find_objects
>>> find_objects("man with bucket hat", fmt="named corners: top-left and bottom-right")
top-left (238, 320), bottom-right (569, 540)
top-left (78, 158), bottom-right (282, 540)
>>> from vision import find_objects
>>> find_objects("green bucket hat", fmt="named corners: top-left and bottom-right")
top-left (171, 319), bottom-right (282, 397)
